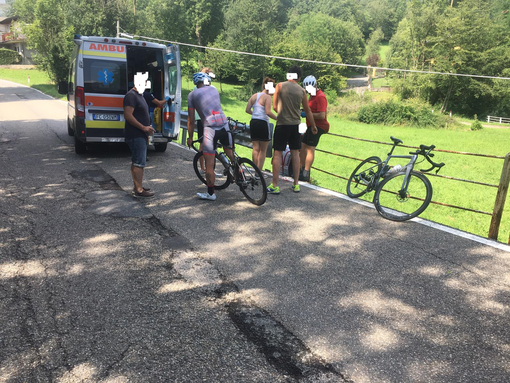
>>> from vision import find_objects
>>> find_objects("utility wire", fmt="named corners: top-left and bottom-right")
top-left (119, 33), bottom-right (510, 81)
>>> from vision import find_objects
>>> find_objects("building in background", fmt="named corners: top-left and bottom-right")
top-left (0, 16), bottom-right (34, 64)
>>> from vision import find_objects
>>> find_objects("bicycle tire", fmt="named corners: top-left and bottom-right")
top-left (346, 156), bottom-right (382, 198)
top-left (373, 170), bottom-right (432, 222)
top-left (236, 158), bottom-right (267, 206)
top-left (193, 151), bottom-right (232, 190)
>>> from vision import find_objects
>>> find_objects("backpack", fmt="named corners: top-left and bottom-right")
top-left (280, 145), bottom-right (293, 177)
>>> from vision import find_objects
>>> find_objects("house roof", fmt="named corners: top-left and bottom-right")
top-left (0, 16), bottom-right (18, 24)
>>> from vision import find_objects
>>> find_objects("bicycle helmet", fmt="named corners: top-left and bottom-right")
top-left (193, 72), bottom-right (211, 85)
top-left (302, 75), bottom-right (317, 88)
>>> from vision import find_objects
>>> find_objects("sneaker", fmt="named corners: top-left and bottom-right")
top-left (197, 192), bottom-right (217, 201)
top-left (292, 184), bottom-right (300, 193)
top-left (267, 183), bottom-right (280, 194)
top-left (133, 189), bottom-right (155, 198)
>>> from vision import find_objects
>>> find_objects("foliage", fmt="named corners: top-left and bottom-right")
top-left (388, 0), bottom-right (510, 117)
top-left (268, 12), bottom-right (361, 93)
top-left (365, 28), bottom-right (384, 58)
top-left (471, 115), bottom-right (483, 131)
top-left (357, 98), bottom-right (449, 127)
top-left (0, 48), bottom-right (21, 65)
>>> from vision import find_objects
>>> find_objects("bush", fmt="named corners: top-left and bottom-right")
top-left (0, 48), bottom-right (21, 65)
top-left (471, 115), bottom-right (483, 131)
top-left (357, 99), bottom-right (442, 127)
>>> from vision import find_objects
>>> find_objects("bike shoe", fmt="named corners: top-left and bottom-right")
top-left (197, 192), bottom-right (217, 201)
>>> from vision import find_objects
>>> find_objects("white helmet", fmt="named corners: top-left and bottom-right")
top-left (303, 75), bottom-right (317, 88)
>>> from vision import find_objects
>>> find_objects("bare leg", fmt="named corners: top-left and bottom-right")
top-left (252, 141), bottom-right (260, 168)
top-left (290, 149), bottom-right (300, 186)
top-left (131, 164), bottom-right (144, 193)
top-left (304, 145), bottom-right (315, 171)
top-left (272, 150), bottom-right (283, 187)
top-left (199, 142), bottom-right (205, 171)
top-left (258, 141), bottom-right (270, 170)
top-left (204, 153), bottom-right (216, 190)
top-left (300, 144), bottom-right (308, 170)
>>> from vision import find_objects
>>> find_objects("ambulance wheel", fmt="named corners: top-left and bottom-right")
top-left (154, 142), bottom-right (167, 153)
top-left (67, 119), bottom-right (74, 136)
top-left (74, 136), bottom-right (87, 154)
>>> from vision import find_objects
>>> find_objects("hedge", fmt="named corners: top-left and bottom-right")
top-left (0, 48), bottom-right (21, 65)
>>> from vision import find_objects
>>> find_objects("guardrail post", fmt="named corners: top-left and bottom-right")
top-left (487, 115), bottom-right (490, 123)
top-left (489, 152), bottom-right (510, 241)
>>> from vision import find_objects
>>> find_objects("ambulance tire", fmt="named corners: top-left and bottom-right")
top-left (67, 119), bottom-right (74, 136)
top-left (154, 142), bottom-right (168, 152)
top-left (74, 136), bottom-right (87, 154)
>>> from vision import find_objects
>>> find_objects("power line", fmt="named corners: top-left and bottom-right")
top-left (119, 33), bottom-right (510, 81)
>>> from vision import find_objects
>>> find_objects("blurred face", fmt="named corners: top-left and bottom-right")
top-left (134, 72), bottom-right (150, 94)
top-left (305, 85), bottom-right (316, 96)
top-left (265, 81), bottom-right (275, 94)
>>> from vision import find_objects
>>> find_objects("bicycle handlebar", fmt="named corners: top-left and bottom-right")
top-left (409, 144), bottom-right (444, 174)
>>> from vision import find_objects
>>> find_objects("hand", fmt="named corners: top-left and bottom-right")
top-left (187, 136), bottom-right (193, 148)
top-left (312, 126), bottom-right (318, 135)
top-left (144, 126), bottom-right (155, 135)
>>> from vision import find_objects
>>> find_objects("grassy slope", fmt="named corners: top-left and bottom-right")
top-left (4, 68), bottom-right (510, 242)
top-left (0, 68), bottom-right (65, 100)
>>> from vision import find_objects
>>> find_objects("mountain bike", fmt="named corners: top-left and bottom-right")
top-left (191, 118), bottom-right (267, 206)
top-left (346, 136), bottom-right (445, 221)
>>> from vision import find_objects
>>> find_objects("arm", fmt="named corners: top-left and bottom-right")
top-left (124, 105), bottom-right (154, 135)
top-left (312, 111), bottom-right (326, 120)
top-left (187, 108), bottom-right (196, 148)
top-left (152, 98), bottom-right (167, 108)
top-left (302, 92), bottom-right (317, 134)
top-left (245, 94), bottom-right (255, 115)
top-left (272, 83), bottom-right (281, 112)
top-left (264, 94), bottom-right (277, 120)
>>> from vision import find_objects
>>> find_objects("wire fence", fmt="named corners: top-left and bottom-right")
top-left (312, 134), bottom-right (510, 242)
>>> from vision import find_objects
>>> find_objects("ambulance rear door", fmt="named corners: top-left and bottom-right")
top-left (81, 40), bottom-right (128, 142)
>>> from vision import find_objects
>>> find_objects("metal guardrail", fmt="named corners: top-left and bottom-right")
top-left (178, 111), bottom-right (273, 157)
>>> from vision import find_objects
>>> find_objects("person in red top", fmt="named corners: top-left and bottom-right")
top-left (299, 75), bottom-right (329, 182)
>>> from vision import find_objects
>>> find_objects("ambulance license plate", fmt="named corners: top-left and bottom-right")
top-left (93, 114), bottom-right (120, 121)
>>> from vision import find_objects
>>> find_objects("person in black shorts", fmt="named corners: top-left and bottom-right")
top-left (245, 77), bottom-right (277, 170)
top-left (268, 65), bottom-right (316, 194)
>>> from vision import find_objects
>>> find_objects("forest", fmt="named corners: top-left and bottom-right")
top-left (8, 0), bottom-right (510, 117)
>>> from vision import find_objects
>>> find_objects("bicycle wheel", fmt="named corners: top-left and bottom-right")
top-left (236, 158), bottom-right (267, 206)
top-left (193, 151), bottom-right (232, 190)
top-left (346, 156), bottom-right (382, 198)
top-left (373, 171), bottom-right (432, 222)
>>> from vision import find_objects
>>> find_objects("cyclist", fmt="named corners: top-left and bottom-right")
top-left (299, 75), bottom-right (329, 182)
top-left (187, 72), bottom-right (233, 201)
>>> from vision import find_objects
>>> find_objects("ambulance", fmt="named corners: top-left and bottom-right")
top-left (59, 35), bottom-right (181, 154)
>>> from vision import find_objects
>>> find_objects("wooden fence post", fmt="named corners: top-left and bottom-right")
top-left (489, 152), bottom-right (510, 241)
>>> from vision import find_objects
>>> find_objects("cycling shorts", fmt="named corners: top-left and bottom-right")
top-left (203, 125), bottom-right (232, 155)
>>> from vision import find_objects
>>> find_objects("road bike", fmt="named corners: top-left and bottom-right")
top-left (346, 136), bottom-right (445, 221)
top-left (191, 118), bottom-right (267, 206)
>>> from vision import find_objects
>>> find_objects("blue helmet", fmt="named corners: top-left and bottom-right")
top-left (193, 72), bottom-right (211, 85)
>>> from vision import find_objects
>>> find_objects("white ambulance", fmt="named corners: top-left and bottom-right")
top-left (59, 35), bottom-right (181, 154)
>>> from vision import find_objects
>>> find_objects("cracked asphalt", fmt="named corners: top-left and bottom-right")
top-left (1, 79), bottom-right (510, 383)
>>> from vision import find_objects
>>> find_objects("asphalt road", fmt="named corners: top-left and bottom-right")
top-left (1, 79), bottom-right (510, 383)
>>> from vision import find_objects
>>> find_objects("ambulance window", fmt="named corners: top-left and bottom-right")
top-left (84, 59), bottom-right (127, 95)
top-left (168, 65), bottom-right (178, 95)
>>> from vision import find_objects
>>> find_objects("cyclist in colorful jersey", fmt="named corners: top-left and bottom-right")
top-left (299, 75), bottom-right (329, 182)
top-left (187, 72), bottom-right (233, 201)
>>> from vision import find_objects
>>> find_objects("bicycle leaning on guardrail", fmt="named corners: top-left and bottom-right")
top-left (191, 117), bottom-right (267, 206)
top-left (346, 136), bottom-right (445, 221)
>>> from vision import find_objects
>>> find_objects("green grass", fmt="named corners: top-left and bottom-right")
top-left (4, 69), bottom-right (509, 243)
top-left (0, 68), bottom-right (65, 100)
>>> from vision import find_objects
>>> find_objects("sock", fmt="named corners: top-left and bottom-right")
top-left (207, 185), bottom-right (214, 195)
